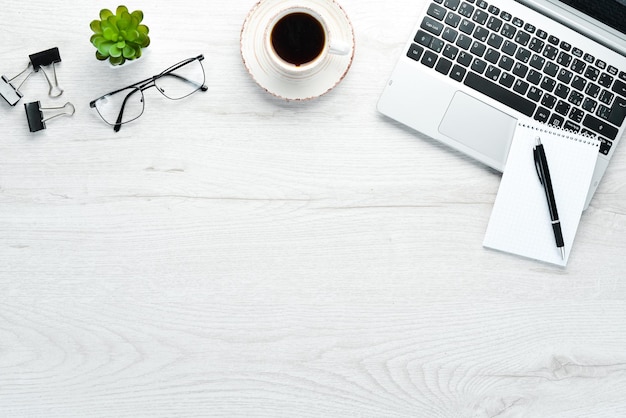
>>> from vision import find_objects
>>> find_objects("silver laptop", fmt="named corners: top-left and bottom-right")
top-left (378, 0), bottom-right (626, 207)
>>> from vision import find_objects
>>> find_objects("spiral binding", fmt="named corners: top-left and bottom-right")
top-left (517, 120), bottom-right (599, 147)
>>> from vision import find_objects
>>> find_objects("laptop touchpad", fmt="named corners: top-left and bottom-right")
top-left (439, 91), bottom-right (517, 167)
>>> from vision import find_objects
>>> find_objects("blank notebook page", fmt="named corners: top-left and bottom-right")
top-left (484, 120), bottom-right (600, 266)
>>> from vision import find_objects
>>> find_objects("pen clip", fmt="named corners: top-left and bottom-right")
top-left (533, 147), bottom-right (543, 185)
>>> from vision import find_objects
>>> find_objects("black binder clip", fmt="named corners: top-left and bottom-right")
top-left (0, 67), bottom-right (32, 106)
top-left (29, 47), bottom-right (64, 97)
top-left (0, 47), bottom-right (64, 106)
top-left (24, 101), bottom-right (75, 132)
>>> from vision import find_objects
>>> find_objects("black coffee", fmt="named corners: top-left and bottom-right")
top-left (271, 12), bottom-right (325, 66)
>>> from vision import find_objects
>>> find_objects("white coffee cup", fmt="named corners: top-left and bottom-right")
top-left (264, 6), bottom-right (350, 77)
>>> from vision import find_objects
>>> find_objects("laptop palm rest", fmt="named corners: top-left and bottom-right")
top-left (439, 91), bottom-right (518, 170)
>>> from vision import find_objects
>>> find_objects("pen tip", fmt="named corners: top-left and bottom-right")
top-left (560, 247), bottom-right (565, 260)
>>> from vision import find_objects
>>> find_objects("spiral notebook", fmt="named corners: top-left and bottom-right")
top-left (484, 120), bottom-right (600, 266)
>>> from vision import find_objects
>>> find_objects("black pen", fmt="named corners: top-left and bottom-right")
top-left (533, 137), bottom-right (565, 259)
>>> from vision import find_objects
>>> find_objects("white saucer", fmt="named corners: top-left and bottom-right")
top-left (241, 0), bottom-right (355, 100)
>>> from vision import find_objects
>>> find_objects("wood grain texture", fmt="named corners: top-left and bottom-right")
top-left (1, 0), bottom-right (625, 416)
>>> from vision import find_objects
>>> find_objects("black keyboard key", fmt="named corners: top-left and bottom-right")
top-left (585, 83), bottom-right (601, 98)
top-left (421, 16), bottom-right (444, 36)
top-left (460, 19), bottom-right (475, 34)
top-left (456, 34), bottom-right (472, 49)
top-left (560, 41), bottom-right (571, 51)
top-left (442, 27), bottom-right (459, 42)
top-left (443, 44), bottom-right (460, 60)
top-left (620, 71), bottom-right (626, 82)
top-left (499, 72), bottom-right (515, 88)
top-left (583, 114), bottom-right (619, 140)
top-left (501, 23), bottom-right (516, 38)
top-left (471, 57), bottom-right (487, 73)
top-left (557, 68), bottom-right (573, 84)
top-left (476, 0), bottom-right (487, 9)
top-left (515, 47), bottom-right (531, 62)
top-left (599, 89), bottom-right (614, 105)
top-left (449, 64), bottom-right (467, 81)
top-left (541, 93), bottom-right (556, 108)
top-left (487, 16), bottom-right (502, 31)
top-left (527, 86), bottom-right (543, 101)
top-left (608, 96), bottom-right (626, 126)
top-left (543, 62), bottom-right (559, 77)
top-left (530, 54), bottom-right (545, 70)
top-left (612, 79), bottom-right (626, 97)
top-left (582, 97), bottom-right (597, 113)
top-left (421, 50), bottom-right (438, 67)
top-left (513, 79), bottom-right (529, 95)
top-left (549, 114), bottom-right (565, 128)
top-left (524, 23), bottom-right (536, 33)
top-left (597, 104), bottom-right (612, 121)
top-left (457, 50), bottom-right (472, 66)
top-left (564, 120), bottom-right (580, 132)
top-left (429, 37), bottom-right (445, 53)
top-left (502, 40), bottom-right (518, 56)
top-left (557, 51), bottom-right (572, 67)
top-left (536, 29), bottom-right (547, 39)
top-left (444, 0), bottom-right (461, 10)
top-left (445, 11), bottom-right (462, 27)
top-left (571, 59), bottom-right (586, 74)
top-left (487, 33), bottom-right (503, 49)
top-left (548, 35), bottom-right (559, 45)
top-left (596, 60), bottom-right (606, 70)
top-left (464, 72), bottom-right (536, 116)
top-left (583, 53), bottom-right (595, 64)
top-left (470, 41), bottom-right (486, 57)
top-left (500, 11), bottom-right (512, 21)
top-left (572, 47), bottom-right (583, 57)
top-left (513, 62), bottom-right (529, 78)
top-left (484, 48), bottom-right (500, 64)
top-left (435, 57), bottom-right (453, 75)
top-left (555, 100), bottom-right (571, 116)
top-left (571, 75), bottom-right (586, 91)
top-left (568, 90), bottom-right (584, 106)
top-left (415, 30), bottom-right (433, 47)
top-left (485, 65), bottom-right (501, 81)
top-left (555, 83), bottom-right (570, 99)
top-left (512, 17), bottom-right (524, 27)
top-left (528, 37), bottom-right (544, 53)
top-left (527, 69), bottom-right (542, 85)
top-left (514, 31), bottom-right (531, 46)
top-left (543, 45), bottom-right (558, 60)
top-left (428, 3), bottom-right (448, 20)
top-left (570, 107), bottom-right (584, 123)
top-left (534, 106), bottom-right (550, 122)
top-left (540, 76), bottom-right (556, 92)
top-left (473, 9), bottom-right (489, 25)
top-left (584, 66), bottom-right (600, 82)
top-left (498, 55), bottom-right (514, 71)
top-left (488, 5), bottom-right (499, 14)
top-left (458, 2), bottom-right (474, 17)
top-left (599, 138), bottom-right (612, 155)
top-left (473, 26), bottom-right (490, 42)
top-left (598, 73), bottom-right (613, 88)
top-left (407, 44), bottom-right (424, 61)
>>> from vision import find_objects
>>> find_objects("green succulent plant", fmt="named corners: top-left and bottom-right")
top-left (90, 5), bottom-right (150, 66)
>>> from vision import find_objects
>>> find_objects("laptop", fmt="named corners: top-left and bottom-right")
top-left (378, 0), bottom-right (626, 207)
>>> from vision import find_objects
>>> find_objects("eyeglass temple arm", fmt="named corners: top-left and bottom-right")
top-left (113, 87), bottom-right (145, 132)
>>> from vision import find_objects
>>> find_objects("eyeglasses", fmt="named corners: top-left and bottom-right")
top-left (90, 55), bottom-right (208, 132)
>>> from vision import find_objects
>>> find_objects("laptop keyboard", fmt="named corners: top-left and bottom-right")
top-left (408, 0), bottom-right (626, 155)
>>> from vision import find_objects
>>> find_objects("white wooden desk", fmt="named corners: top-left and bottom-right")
top-left (1, 0), bottom-right (625, 416)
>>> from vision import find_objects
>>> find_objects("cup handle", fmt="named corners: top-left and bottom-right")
top-left (328, 40), bottom-right (351, 56)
